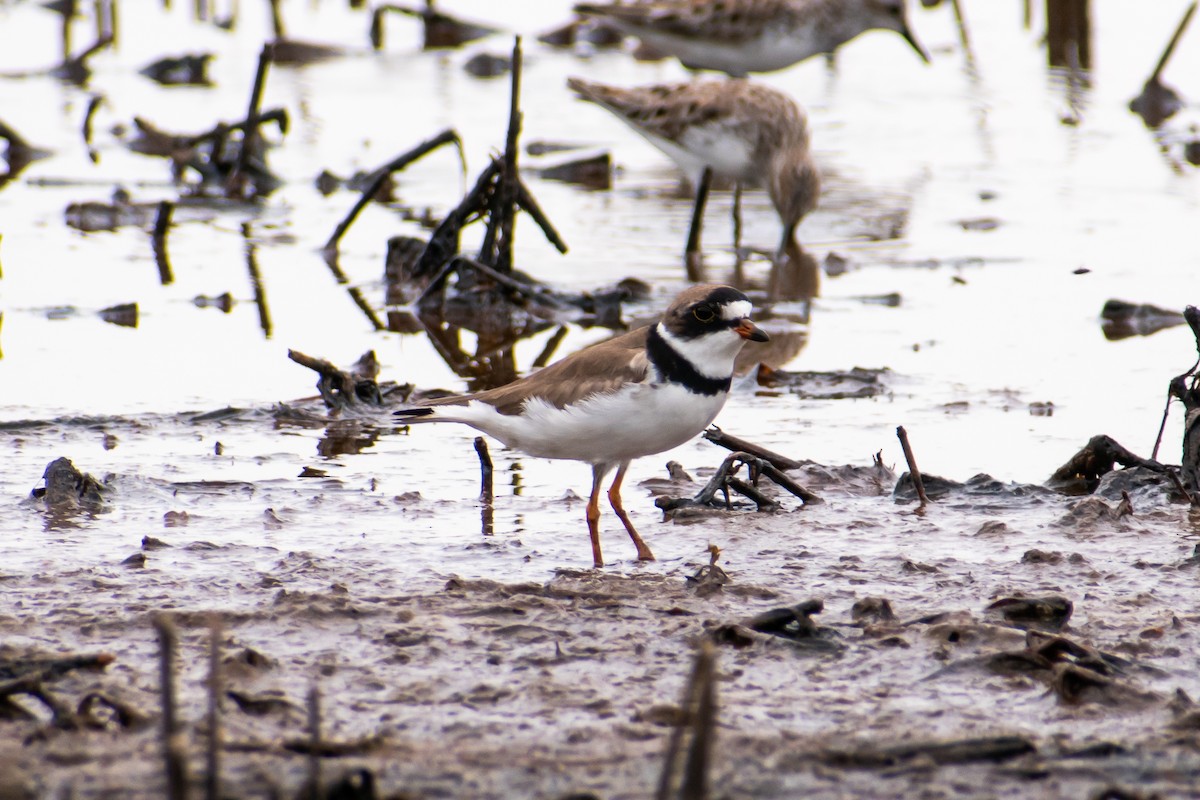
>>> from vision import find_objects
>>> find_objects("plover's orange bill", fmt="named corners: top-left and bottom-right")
top-left (575, 0), bottom-right (930, 77)
top-left (395, 284), bottom-right (769, 568)
top-left (567, 77), bottom-right (820, 260)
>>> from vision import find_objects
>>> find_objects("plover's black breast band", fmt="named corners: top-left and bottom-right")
top-left (646, 325), bottom-right (732, 396)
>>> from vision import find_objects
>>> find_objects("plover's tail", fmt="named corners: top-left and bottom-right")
top-left (393, 408), bottom-right (436, 421)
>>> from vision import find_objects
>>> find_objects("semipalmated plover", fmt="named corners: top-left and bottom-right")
top-left (567, 77), bottom-right (820, 259)
top-left (575, 0), bottom-right (930, 77)
top-left (395, 284), bottom-right (769, 568)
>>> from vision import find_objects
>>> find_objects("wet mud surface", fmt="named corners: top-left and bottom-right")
top-left (5, 410), bottom-right (1200, 798)
top-left (3, 0), bottom-right (1200, 797)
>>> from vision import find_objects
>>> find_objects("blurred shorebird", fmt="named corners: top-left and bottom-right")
top-left (575, 0), bottom-right (930, 77)
top-left (567, 77), bottom-right (820, 265)
top-left (395, 284), bottom-right (769, 568)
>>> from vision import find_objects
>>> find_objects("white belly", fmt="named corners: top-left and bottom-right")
top-left (644, 124), bottom-right (757, 184)
top-left (647, 27), bottom-right (823, 75)
top-left (450, 383), bottom-right (730, 466)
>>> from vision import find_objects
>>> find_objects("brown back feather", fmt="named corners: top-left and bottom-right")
top-left (422, 327), bottom-right (652, 416)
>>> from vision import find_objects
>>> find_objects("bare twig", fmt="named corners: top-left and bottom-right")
top-left (82, 94), bottom-right (102, 161)
top-left (656, 642), bottom-right (718, 800)
top-left (680, 642), bottom-right (717, 800)
top-left (702, 427), bottom-right (802, 471)
top-left (226, 44), bottom-right (273, 198)
top-left (533, 325), bottom-right (569, 369)
top-left (496, 36), bottom-right (523, 273)
top-left (307, 684), bottom-right (322, 800)
top-left (154, 614), bottom-right (189, 800)
top-left (516, 176), bottom-right (568, 254)
top-left (205, 616), bottom-right (222, 800)
top-left (475, 436), bottom-right (495, 536)
top-left (896, 426), bottom-right (930, 508)
top-left (474, 436), bottom-right (494, 504)
top-left (1154, 306), bottom-right (1200, 460)
top-left (322, 129), bottom-right (462, 257)
top-left (153, 201), bottom-right (174, 285)
top-left (243, 223), bottom-right (273, 338)
top-left (1151, 1), bottom-right (1196, 83)
top-left (685, 167), bottom-right (714, 282)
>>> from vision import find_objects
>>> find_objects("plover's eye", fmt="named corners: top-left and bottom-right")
top-left (692, 305), bottom-right (716, 323)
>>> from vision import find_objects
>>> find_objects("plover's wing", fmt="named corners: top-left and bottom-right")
top-left (422, 327), bottom-right (653, 416)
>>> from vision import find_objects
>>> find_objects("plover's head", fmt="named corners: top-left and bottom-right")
top-left (660, 285), bottom-right (770, 352)
top-left (863, 0), bottom-right (931, 63)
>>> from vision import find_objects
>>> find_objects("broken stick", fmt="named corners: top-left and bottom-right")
top-left (896, 425), bottom-right (930, 508)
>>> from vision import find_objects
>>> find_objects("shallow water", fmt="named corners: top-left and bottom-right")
top-left (2, 1), bottom-right (1200, 797)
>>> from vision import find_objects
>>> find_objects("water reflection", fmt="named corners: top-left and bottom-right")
top-left (317, 419), bottom-right (380, 458)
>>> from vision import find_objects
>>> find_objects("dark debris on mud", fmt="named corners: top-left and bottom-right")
top-left (5, 563), bottom-right (1200, 799)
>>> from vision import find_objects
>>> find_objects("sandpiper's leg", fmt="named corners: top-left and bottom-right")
top-left (588, 463), bottom-right (614, 568)
top-left (684, 166), bottom-right (714, 283)
top-left (608, 461), bottom-right (655, 562)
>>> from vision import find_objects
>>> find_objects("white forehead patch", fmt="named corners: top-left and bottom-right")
top-left (720, 300), bottom-right (752, 321)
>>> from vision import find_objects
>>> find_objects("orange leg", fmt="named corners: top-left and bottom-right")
top-left (608, 461), bottom-right (655, 562)
top-left (587, 464), bottom-right (612, 568)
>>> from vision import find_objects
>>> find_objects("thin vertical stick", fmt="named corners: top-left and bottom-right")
top-left (684, 167), bottom-right (713, 282)
top-left (1151, 2), bottom-right (1197, 83)
top-left (474, 437), bottom-right (494, 504)
top-left (679, 641), bottom-right (717, 800)
top-left (243, 223), bottom-right (273, 338)
top-left (475, 437), bottom-right (494, 536)
top-left (226, 43), bottom-right (272, 198)
top-left (496, 36), bottom-right (523, 273)
top-left (61, 0), bottom-right (77, 64)
top-left (656, 642), bottom-right (717, 800)
top-left (730, 183), bottom-right (743, 255)
top-left (103, 0), bottom-right (119, 46)
top-left (154, 614), bottom-right (189, 800)
top-left (205, 616), bottom-right (222, 800)
top-left (153, 201), bottom-right (175, 285)
top-left (82, 94), bottom-right (102, 162)
top-left (306, 683), bottom-right (322, 800)
top-left (896, 426), bottom-right (930, 508)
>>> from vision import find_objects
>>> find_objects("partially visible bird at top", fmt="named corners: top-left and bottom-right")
top-left (574, 0), bottom-right (930, 77)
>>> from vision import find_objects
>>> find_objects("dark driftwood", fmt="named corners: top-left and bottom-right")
top-left (702, 427), bottom-right (803, 471)
top-left (1170, 306), bottom-right (1200, 492)
top-left (657, 450), bottom-right (822, 514)
top-left (289, 349), bottom-right (382, 409)
top-left (1047, 434), bottom-right (1165, 493)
